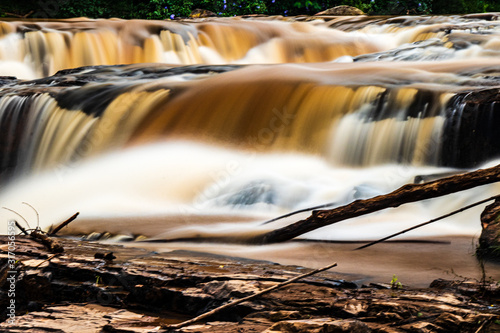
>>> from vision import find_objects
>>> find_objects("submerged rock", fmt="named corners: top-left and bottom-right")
top-left (315, 6), bottom-right (365, 16)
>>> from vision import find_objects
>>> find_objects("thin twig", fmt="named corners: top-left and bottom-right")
top-left (164, 262), bottom-right (338, 330)
top-left (34, 253), bottom-right (61, 268)
top-left (474, 318), bottom-right (489, 333)
top-left (4, 10), bottom-right (33, 18)
top-left (49, 212), bottom-right (79, 236)
top-left (2, 207), bottom-right (31, 230)
top-left (22, 202), bottom-right (39, 230)
top-left (354, 195), bottom-right (500, 251)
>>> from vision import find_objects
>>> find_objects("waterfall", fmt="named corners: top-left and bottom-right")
top-left (2, 14), bottom-right (500, 240)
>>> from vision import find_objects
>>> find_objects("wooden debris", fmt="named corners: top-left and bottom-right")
top-left (30, 231), bottom-right (64, 253)
top-left (34, 253), bottom-right (61, 268)
top-left (49, 212), bottom-right (80, 235)
top-left (355, 194), bottom-right (500, 250)
top-left (14, 221), bottom-right (28, 235)
top-left (252, 163), bottom-right (500, 244)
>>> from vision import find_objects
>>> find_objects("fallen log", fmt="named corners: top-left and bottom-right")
top-left (252, 163), bottom-right (500, 244)
top-left (355, 194), bottom-right (500, 250)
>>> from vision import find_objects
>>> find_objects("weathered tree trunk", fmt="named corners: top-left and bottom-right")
top-left (251, 163), bottom-right (500, 244)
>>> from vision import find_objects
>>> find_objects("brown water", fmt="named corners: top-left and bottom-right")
top-left (1, 14), bottom-right (500, 285)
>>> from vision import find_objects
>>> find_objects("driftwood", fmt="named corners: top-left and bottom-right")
top-left (3, 206), bottom-right (77, 252)
top-left (252, 163), bottom-right (500, 244)
top-left (14, 221), bottom-right (28, 235)
top-left (49, 212), bottom-right (79, 235)
top-left (31, 231), bottom-right (64, 253)
top-left (355, 194), bottom-right (500, 250)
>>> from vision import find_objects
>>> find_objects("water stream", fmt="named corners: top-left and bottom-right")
top-left (1, 14), bottom-right (500, 284)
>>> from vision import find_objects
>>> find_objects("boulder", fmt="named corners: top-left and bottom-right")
top-left (478, 198), bottom-right (500, 260)
top-left (315, 5), bottom-right (365, 16)
top-left (190, 8), bottom-right (217, 18)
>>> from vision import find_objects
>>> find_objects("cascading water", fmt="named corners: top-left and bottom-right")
top-left (2, 14), bottom-right (500, 284)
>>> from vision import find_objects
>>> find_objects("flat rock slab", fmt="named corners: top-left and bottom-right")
top-left (1, 235), bottom-right (499, 332)
top-left (6, 304), bottom-right (162, 333)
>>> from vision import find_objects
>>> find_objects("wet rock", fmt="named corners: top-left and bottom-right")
top-left (375, 312), bottom-right (404, 323)
top-left (2, 304), bottom-right (160, 332)
top-left (190, 9), bottom-right (217, 18)
top-left (201, 280), bottom-right (264, 298)
top-left (399, 321), bottom-right (439, 332)
top-left (341, 299), bottom-right (368, 317)
top-left (429, 278), bottom-right (454, 289)
top-left (434, 312), bottom-right (463, 332)
top-left (0, 76), bottom-right (18, 86)
top-left (94, 252), bottom-right (117, 261)
top-left (315, 6), bottom-right (365, 16)
top-left (265, 318), bottom-right (371, 333)
top-left (267, 310), bottom-right (302, 321)
top-left (1, 236), bottom-right (499, 332)
top-left (478, 198), bottom-right (500, 260)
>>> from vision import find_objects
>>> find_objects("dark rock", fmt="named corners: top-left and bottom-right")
top-left (429, 278), bottom-right (453, 289)
top-left (315, 6), bottom-right (365, 16)
top-left (477, 198), bottom-right (500, 260)
top-left (1, 235), bottom-right (499, 332)
top-left (266, 318), bottom-right (371, 333)
top-left (268, 310), bottom-right (302, 321)
top-left (94, 252), bottom-right (117, 261)
top-left (400, 321), bottom-right (439, 332)
top-left (0, 76), bottom-right (18, 86)
top-left (375, 312), bottom-right (404, 323)
top-left (341, 299), bottom-right (368, 317)
top-left (27, 301), bottom-right (43, 312)
top-left (434, 312), bottom-right (463, 332)
top-left (190, 9), bottom-right (217, 18)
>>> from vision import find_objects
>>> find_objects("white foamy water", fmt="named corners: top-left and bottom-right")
top-left (0, 140), bottom-right (495, 241)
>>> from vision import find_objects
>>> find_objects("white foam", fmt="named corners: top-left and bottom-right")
top-left (0, 61), bottom-right (37, 80)
top-left (0, 140), bottom-right (495, 240)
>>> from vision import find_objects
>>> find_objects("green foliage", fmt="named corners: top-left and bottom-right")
top-left (294, 1), bottom-right (322, 12)
top-left (3, 0), bottom-right (500, 19)
top-left (196, 0), bottom-right (268, 17)
top-left (432, 0), bottom-right (500, 14)
top-left (371, 0), bottom-right (432, 15)
top-left (390, 274), bottom-right (403, 289)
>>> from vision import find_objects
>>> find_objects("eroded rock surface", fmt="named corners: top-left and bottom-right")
top-left (479, 198), bottom-right (500, 260)
top-left (0, 236), bottom-right (499, 332)
top-left (315, 6), bottom-right (365, 16)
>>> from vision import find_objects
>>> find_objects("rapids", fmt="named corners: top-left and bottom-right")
top-left (2, 13), bottom-right (500, 252)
